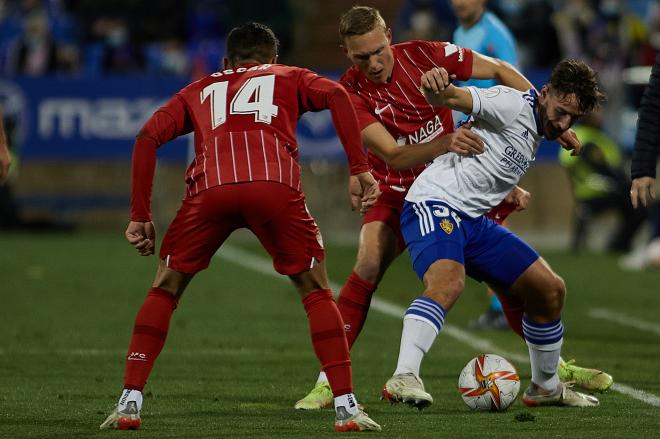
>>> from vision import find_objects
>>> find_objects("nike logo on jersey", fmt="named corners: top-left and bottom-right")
top-left (375, 104), bottom-right (391, 115)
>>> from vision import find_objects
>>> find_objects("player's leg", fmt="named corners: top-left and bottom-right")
top-left (491, 284), bottom-right (613, 392)
top-left (339, 220), bottom-right (402, 348)
top-left (101, 187), bottom-right (240, 430)
top-left (297, 189), bottom-right (405, 410)
top-left (505, 259), bottom-right (598, 407)
top-left (250, 183), bottom-right (380, 431)
top-left (290, 262), bottom-right (379, 431)
top-left (338, 189), bottom-right (406, 350)
top-left (382, 258), bottom-right (465, 409)
top-left (382, 200), bottom-right (468, 409)
top-left (472, 223), bottom-right (600, 408)
top-left (100, 263), bottom-right (194, 430)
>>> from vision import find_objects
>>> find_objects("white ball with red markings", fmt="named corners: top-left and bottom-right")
top-left (458, 354), bottom-right (520, 411)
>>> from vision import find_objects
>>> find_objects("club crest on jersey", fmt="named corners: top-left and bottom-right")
top-left (440, 218), bottom-right (454, 234)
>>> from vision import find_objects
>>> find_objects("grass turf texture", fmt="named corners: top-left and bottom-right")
top-left (1, 231), bottom-right (659, 438)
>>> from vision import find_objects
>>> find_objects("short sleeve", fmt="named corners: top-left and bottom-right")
top-left (424, 41), bottom-right (474, 82)
top-left (468, 86), bottom-right (525, 129)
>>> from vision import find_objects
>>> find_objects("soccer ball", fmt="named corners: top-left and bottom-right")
top-left (458, 354), bottom-right (520, 411)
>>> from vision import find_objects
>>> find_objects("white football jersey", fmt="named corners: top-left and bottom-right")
top-left (406, 86), bottom-right (543, 217)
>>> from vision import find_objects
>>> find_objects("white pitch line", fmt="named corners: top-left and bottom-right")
top-left (611, 384), bottom-right (660, 408)
top-left (218, 246), bottom-right (528, 364)
top-left (589, 308), bottom-right (660, 337)
top-left (218, 244), bottom-right (660, 408)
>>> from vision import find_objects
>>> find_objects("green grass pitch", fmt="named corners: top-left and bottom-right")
top-left (1, 231), bottom-right (659, 438)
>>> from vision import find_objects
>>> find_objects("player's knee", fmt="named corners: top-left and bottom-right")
top-left (540, 274), bottom-right (566, 314)
top-left (424, 276), bottom-right (464, 309)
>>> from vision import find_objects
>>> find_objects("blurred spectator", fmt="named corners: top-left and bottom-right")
top-left (92, 18), bottom-right (144, 74)
top-left (145, 38), bottom-right (190, 77)
top-left (396, 0), bottom-right (456, 42)
top-left (495, 0), bottom-right (561, 68)
top-left (559, 109), bottom-right (647, 253)
top-left (6, 10), bottom-right (59, 75)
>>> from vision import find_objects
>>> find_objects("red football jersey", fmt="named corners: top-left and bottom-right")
top-left (131, 63), bottom-right (368, 221)
top-left (341, 41), bottom-right (473, 189)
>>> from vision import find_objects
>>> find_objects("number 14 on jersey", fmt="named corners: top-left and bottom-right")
top-left (201, 74), bottom-right (279, 128)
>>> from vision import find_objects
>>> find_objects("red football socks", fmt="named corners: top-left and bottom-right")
top-left (124, 287), bottom-right (179, 391)
top-left (302, 289), bottom-right (352, 397)
top-left (337, 271), bottom-right (376, 349)
top-left (496, 292), bottom-right (524, 338)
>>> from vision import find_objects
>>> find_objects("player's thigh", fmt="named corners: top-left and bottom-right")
top-left (160, 187), bottom-right (242, 274)
top-left (244, 183), bottom-right (325, 276)
top-left (355, 221), bottom-right (402, 281)
top-left (464, 220), bottom-right (539, 291)
top-left (356, 188), bottom-right (407, 280)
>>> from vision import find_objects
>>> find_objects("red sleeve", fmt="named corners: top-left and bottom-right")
top-left (298, 72), bottom-right (369, 175)
top-left (348, 90), bottom-right (378, 131)
top-left (426, 41), bottom-right (473, 82)
top-left (130, 95), bottom-right (192, 221)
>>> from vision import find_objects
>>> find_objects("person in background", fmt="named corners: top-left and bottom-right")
top-left (629, 54), bottom-right (660, 268)
top-left (560, 108), bottom-right (646, 253)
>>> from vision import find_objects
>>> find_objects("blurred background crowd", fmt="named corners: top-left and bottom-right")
top-left (0, 0), bottom-right (657, 77)
top-left (0, 0), bottom-right (659, 269)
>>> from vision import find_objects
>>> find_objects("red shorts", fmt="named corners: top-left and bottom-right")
top-left (362, 185), bottom-right (407, 250)
top-left (160, 182), bottom-right (324, 275)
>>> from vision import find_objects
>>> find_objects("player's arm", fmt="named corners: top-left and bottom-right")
top-left (630, 54), bottom-right (660, 208)
top-left (0, 111), bottom-right (10, 184)
top-left (421, 67), bottom-right (473, 114)
top-left (128, 95), bottom-right (192, 255)
top-left (470, 51), bottom-right (533, 92)
top-left (362, 119), bottom-right (484, 170)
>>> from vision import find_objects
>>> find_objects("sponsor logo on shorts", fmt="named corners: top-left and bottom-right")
top-left (440, 218), bottom-right (454, 234)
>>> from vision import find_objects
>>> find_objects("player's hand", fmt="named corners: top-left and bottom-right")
top-left (349, 172), bottom-right (380, 214)
top-left (125, 221), bottom-right (156, 256)
top-left (446, 123), bottom-right (485, 156)
top-left (630, 176), bottom-right (656, 209)
top-left (0, 141), bottom-right (11, 185)
top-left (504, 185), bottom-right (531, 211)
top-left (420, 67), bottom-right (455, 94)
top-left (558, 128), bottom-right (581, 156)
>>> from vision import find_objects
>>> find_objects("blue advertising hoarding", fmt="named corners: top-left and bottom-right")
top-left (0, 69), bottom-right (560, 164)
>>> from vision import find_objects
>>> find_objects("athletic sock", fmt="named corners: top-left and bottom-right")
top-left (522, 316), bottom-right (563, 391)
top-left (393, 297), bottom-right (446, 377)
top-left (117, 389), bottom-right (143, 412)
top-left (123, 287), bottom-right (178, 391)
top-left (337, 271), bottom-right (376, 349)
top-left (488, 292), bottom-right (503, 312)
top-left (334, 393), bottom-right (359, 417)
top-left (302, 289), bottom-right (352, 397)
top-left (497, 293), bottom-right (524, 338)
